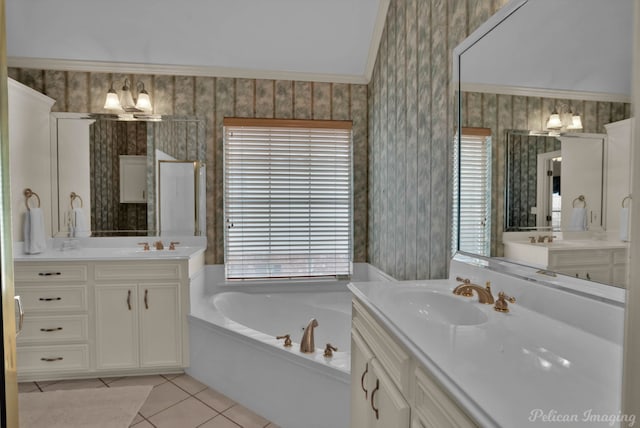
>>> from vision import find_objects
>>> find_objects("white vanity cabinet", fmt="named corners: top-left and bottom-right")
top-left (351, 299), bottom-right (475, 428)
top-left (15, 257), bottom-right (196, 381)
top-left (14, 263), bottom-right (91, 378)
top-left (93, 261), bottom-right (186, 372)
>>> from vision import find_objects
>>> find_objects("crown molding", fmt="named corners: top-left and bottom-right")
top-left (7, 56), bottom-right (369, 85)
top-left (460, 82), bottom-right (632, 104)
top-left (363, 0), bottom-right (391, 83)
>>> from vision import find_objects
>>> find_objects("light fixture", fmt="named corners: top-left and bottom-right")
top-left (546, 110), bottom-right (562, 130)
top-left (546, 104), bottom-right (583, 132)
top-left (103, 79), bottom-right (153, 113)
top-left (103, 83), bottom-right (121, 110)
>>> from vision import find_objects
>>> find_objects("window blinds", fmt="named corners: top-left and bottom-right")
top-left (453, 130), bottom-right (492, 257)
top-left (223, 119), bottom-right (353, 280)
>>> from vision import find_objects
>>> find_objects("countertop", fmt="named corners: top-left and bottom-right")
top-left (348, 279), bottom-right (623, 427)
top-left (13, 237), bottom-right (206, 262)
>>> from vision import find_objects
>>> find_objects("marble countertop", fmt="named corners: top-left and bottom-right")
top-left (348, 279), bottom-right (623, 428)
top-left (504, 239), bottom-right (629, 250)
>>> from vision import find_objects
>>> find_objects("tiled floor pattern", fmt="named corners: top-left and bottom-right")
top-left (19, 374), bottom-right (279, 428)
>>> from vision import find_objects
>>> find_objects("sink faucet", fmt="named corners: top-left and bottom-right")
top-left (453, 277), bottom-right (495, 304)
top-left (154, 241), bottom-right (164, 250)
top-left (300, 318), bottom-right (318, 353)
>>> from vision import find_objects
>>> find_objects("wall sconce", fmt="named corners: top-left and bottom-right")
top-left (546, 104), bottom-right (583, 132)
top-left (104, 79), bottom-right (152, 113)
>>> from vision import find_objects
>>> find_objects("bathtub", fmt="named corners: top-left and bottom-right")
top-left (187, 263), bottom-right (394, 428)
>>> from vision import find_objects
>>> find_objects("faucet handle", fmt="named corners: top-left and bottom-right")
top-left (137, 242), bottom-right (150, 251)
top-left (528, 236), bottom-right (536, 243)
top-left (455, 276), bottom-right (471, 284)
top-left (323, 343), bottom-right (338, 358)
top-left (494, 291), bottom-right (516, 313)
top-left (169, 241), bottom-right (180, 250)
top-left (276, 334), bottom-right (292, 347)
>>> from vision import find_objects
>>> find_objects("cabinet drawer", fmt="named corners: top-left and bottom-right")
top-left (352, 299), bottom-right (410, 395)
top-left (14, 263), bottom-right (88, 283)
top-left (16, 286), bottom-right (87, 312)
top-left (413, 366), bottom-right (476, 427)
top-left (549, 250), bottom-right (611, 267)
top-left (17, 315), bottom-right (88, 344)
top-left (95, 262), bottom-right (182, 281)
top-left (18, 344), bottom-right (89, 373)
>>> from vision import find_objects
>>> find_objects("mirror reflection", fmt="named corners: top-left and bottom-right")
top-left (456, 0), bottom-right (634, 288)
top-left (52, 113), bottom-right (206, 237)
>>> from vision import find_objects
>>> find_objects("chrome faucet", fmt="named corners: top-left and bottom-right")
top-left (452, 277), bottom-right (495, 304)
top-left (300, 318), bottom-right (318, 353)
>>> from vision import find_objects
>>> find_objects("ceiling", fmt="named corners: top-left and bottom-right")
top-left (459, 0), bottom-right (634, 101)
top-left (6, 0), bottom-right (389, 84)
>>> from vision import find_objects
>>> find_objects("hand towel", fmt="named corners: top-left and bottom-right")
top-left (568, 207), bottom-right (587, 231)
top-left (23, 208), bottom-right (46, 254)
top-left (620, 207), bottom-right (630, 241)
top-left (71, 207), bottom-right (91, 238)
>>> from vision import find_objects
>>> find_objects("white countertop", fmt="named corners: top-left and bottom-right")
top-left (504, 239), bottom-right (629, 251)
top-left (13, 237), bottom-right (206, 262)
top-left (348, 279), bottom-right (623, 428)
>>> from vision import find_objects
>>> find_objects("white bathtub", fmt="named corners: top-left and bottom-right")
top-left (187, 263), bottom-right (394, 428)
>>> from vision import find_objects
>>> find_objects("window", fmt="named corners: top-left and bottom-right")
top-left (223, 118), bottom-right (353, 280)
top-left (452, 128), bottom-right (492, 257)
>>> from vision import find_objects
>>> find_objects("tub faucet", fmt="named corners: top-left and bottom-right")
top-left (154, 241), bottom-right (164, 250)
top-left (300, 318), bottom-right (318, 353)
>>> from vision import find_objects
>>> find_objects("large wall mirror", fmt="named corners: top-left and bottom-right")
top-left (454, 0), bottom-right (634, 288)
top-left (51, 113), bottom-right (206, 237)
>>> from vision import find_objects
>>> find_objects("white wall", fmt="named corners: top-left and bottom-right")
top-left (8, 78), bottom-right (54, 242)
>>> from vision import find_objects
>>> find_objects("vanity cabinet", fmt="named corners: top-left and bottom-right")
top-left (14, 263), bottom-right (91, 378)
top-left (95, 282), bottom-right (181, 370)
top-left (548, 248), bottom-right (627, 287)
top-left (15, 258), bottom-right (195, 381)
top-left (351, 299), bottom-right (475, 428)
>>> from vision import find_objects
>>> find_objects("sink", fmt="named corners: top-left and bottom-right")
top-left (391, 289), bottom-right (488, 326)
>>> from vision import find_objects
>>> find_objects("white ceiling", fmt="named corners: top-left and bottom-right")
top-left (459, 0), bottom-right (634, 101)
top-left (6, 0), bottom-right (388, 83)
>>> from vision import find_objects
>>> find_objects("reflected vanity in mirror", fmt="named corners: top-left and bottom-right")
top-left (51, 113), bottom-right (206, 237)
top-left (454, 0), bottom-right (634, 288)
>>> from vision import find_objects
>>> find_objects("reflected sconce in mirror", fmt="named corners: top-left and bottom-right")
top-left (546, 104), bottom-right (583, 132)
top-left (104, 79), bottom-right (152, 113)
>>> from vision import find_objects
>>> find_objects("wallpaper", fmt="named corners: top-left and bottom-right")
top-left (9, 69), bottom-right (368, 265)
top-left (367, 0), bottom-right (511, 280)
top-left (89, 120), bottom-right (147, 235)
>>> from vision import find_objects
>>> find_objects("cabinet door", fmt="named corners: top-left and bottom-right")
top-left (370, 359), bottom-right (411, 428)
top-left (138, 283), bottom-right (181, 367)
top-left (95, 285), bottom-right (138, 369)
top-left (351, 330), bottom-right (375, 428)
top-left (119, 155), bottom-right (147, 203)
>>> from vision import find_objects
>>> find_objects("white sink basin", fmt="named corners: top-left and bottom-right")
top-left (392, 289), bottom-right (488, 326)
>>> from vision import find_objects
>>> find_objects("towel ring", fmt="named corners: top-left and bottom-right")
top-left (24, 188), bottom-right (41, 210)
top-left (622, 195), bottom-right (632, 208)
top-left (70, 192), bottom-right (84, 209)
top-left (572, 195), bottom-right (586, 208)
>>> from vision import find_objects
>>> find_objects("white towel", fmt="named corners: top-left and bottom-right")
top-left (569, 207), bottom-right (588, 231)
top-left (23, 208), bottom-right (46, 254)
top-left (620, 207), bottom-right (630, 241)
top-left (71, 207), bottom-right (91, 238)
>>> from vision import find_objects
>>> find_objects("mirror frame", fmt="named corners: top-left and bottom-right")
top-left (50, 112), bottom-right (206, 238)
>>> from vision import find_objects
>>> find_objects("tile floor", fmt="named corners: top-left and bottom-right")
top-left (19, 373), bottom-right (278, 428)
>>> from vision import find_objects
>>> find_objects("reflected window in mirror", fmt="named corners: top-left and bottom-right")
top-left (453, 127), bottom-right (492, 257)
